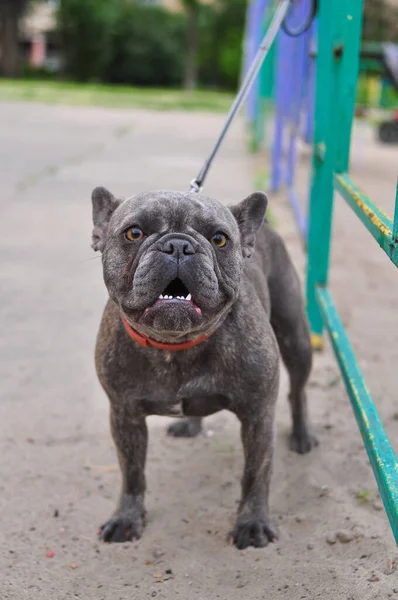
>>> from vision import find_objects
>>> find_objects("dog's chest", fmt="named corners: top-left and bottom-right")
top-left (138, 356), bottom-right (228, 418)
top-left (163, 401), bottom-right (185, 418)
top-left (139, 355), bottom-right (189, 417)
top-left (142, 393), bottom-right (227, 418)
top-left (139, 389), bottom-right (183, 418)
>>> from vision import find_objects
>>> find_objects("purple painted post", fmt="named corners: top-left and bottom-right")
top-left (243, 0), bottom-right (316, 236)
top-left (243, 0), bottom-right (258, 123)
top-left (287, 31), bottom-right (304, 187)
top-left (245, 0), bottom-right (271, 126)
top-left (271, 117), bottom-right (284, 192)
top-left (270, 0), bottom-right (315, 239)
top-left (287, 17), bottom-right (311, 239)
top-left (304, 25), bottom-right (316, 144)
top-left (271, 25), bottom-right (293, 191)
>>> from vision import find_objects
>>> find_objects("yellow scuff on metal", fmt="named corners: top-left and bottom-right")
top-left (311, 333), bottom-right (324, 351)
top-left (339, 178), bottom-right (392, 238)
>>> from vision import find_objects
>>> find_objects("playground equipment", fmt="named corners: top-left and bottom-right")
top-left (361, 42), bottom-right (398, 143)
top-left (243, 0), bottom-right (398, 542)
top-left (378, 109), bottom-right (398, 143)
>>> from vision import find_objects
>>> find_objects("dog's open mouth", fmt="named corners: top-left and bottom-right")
top-left (146, 278), bottom-right (201, 315)
top-left (159, 278), bottom-right (191, 302)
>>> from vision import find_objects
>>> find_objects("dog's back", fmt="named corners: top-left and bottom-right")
top-left (245, 220), bottom-right (315, 452)
top-left (244, 221), bottom-right (301, 316)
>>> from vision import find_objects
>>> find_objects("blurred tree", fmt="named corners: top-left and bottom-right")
top-left (57, 0), bottom-right (247, 90)
top-left (59, 0), bottom-right (185, 86)
top-left (175, 0), bottom-right (248, 91)
top-left (181, 0), bottom-right (201, 90)
top-left (58, 0), bottom-right (118, 82)
top-left (198, 0), bottom-right (247, 90)
top-left (108, 3), bottom-right (185, 86)
top-left (363, 0), bottom-right (398, 42)
top-left (215, 0), bottom-right (246, 89)
top-left (363, 0), bottom-right (388, 41)
top-left (0, 0), bottom-right (31, 76)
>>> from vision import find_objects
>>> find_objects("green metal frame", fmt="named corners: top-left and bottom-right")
top-left (334, 174), bottom-right (398, 265)
top-left (306, 0), bottom-right (398, 543)
top-left (317, 288), bottom-right (398, 540)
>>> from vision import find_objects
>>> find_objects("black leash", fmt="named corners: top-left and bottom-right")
top-left (190, 0), bottom-right (318, 193)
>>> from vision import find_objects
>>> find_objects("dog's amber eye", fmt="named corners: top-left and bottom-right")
top-left (211, 232), bottom-right (228, 248)
top-left (125, 227), bottom-right (144, 242)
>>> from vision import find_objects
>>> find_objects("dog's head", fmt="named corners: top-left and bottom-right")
top-left (91, 188), bottom-right (267, 342)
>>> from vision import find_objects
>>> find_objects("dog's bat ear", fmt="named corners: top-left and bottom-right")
top-left (229, 192), bottom-right (268, 258)
top-left (91, 186), bottom-right (122, 252)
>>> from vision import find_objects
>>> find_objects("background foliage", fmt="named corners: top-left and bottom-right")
top-left (2, 0), bottom-right (398, 89)
top-left (57, 0), bottom-right (247, 89)
top-left (362, 0), bottom-right (398, 43)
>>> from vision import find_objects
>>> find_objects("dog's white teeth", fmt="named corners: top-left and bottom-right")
top-left (159, 294), bottom-right (191, 301)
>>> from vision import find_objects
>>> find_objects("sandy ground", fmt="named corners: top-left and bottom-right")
top-left (0, 102), bottom-right (397, 600)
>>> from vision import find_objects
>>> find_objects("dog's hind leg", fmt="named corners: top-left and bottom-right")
top-left (167, 417), bottom-right (202, 438)
top-left (268, 241), bottom-right (318, 454)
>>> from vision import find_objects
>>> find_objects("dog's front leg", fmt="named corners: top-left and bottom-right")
top-left (99, 407), bottom-right (147, 543)
top-left (230, 396), bottom-right (279, 550)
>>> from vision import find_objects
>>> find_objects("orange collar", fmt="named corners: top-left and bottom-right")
top-left (120, 312), bottom-right (213, 351)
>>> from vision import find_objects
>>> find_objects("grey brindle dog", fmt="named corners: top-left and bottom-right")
top-left (92, 186), bottom-right (318, 550)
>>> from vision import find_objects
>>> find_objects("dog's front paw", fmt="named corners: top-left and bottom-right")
top-left (229, 516), bottom-right (278, 550)
top-left (290, 430), bottom-right (319, 454)
top-left (99, 511), bottom-right (146, 543)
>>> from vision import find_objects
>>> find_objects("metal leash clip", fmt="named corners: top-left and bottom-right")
top-left (190, 178), bottom-right (202, 193)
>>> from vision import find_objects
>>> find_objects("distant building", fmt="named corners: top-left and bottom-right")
top-left (20, 0), bottom-right (58, 69)
top-left (140, 0), bottom-right (182, 9)
top-left (140, 0), bottom-right (214, 10)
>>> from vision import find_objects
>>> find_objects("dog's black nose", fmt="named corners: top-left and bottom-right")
top-left (160, 238), bottom-right (196, 258)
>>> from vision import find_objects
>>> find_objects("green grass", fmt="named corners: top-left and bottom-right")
top-left (356, 489), bottom-right (372, 504)
top-left (0, 79), bottom-right (234, 113)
